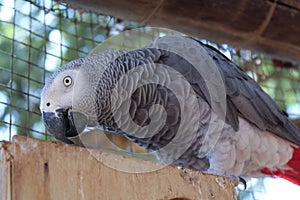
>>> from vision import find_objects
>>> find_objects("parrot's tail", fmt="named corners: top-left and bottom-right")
top-left (262, 146), bottom-right (300, 186)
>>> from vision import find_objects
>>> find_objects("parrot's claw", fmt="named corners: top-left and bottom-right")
top-left (239, 176), bottom-right (247, 190)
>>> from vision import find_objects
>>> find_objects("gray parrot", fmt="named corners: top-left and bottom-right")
top-left (40, 35), bottom-right (300, 185)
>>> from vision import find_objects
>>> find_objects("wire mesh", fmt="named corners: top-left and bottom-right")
top-left (0, 0), bottom-right (142, 142)
top-left (0, 0), bottom-right (300, 199)
top-left (1, 0), bottom-right (299, 142)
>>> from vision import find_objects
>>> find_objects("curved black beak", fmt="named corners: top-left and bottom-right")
top-left (42, 108), bottom-right (88, 144)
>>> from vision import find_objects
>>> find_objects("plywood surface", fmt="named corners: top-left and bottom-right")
top-left (0, 136), bottom-right (236, 200)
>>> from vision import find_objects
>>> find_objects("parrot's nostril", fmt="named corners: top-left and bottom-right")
top-left (46, 102), bottom-right (50, 107)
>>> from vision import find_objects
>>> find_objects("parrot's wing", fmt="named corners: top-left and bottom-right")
top-left (103, 35), bottom-right (300, 147)
top-left (201, 43), bottom-right (300, 146)
top-left (146, 35), bottom-right (300, 146)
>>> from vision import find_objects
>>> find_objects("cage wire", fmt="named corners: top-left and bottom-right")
top-left (0, 0), bottom-right (143, 142)
top-left (0, 0), bottom-right (300, 199)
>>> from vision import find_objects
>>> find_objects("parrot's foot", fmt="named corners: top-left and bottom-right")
top-left (216, 175), bottom-right (247, 190)
top-left (226, 175), bottom-right (247, 190)
top-left (205, 170), bottom-right (247, 189)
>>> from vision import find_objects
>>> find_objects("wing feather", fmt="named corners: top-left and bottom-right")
top-left (201, 43), bottom-right (300, 145)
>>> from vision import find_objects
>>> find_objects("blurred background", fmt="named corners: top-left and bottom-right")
top-left (0, 0), bottom-right (300, 199)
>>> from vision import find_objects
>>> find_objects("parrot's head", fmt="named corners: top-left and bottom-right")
top-left (40, 49), bottom-right (124, 144)
top-left (40, 59), bottom-right (89, 144)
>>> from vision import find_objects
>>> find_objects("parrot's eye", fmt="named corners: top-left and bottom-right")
top-left (63, 76), bottom-right (72, 87)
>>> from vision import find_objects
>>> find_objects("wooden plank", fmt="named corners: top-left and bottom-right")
top-left (0, 141), bottom-right (12, 200)
top-left (63, 0), bottom-right (300, 63)
top-left (0, 136), bottom-right (236, 200)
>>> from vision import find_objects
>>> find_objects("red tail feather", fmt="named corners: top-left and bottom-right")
top-left (262, 146), bottom-right (300, 186)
